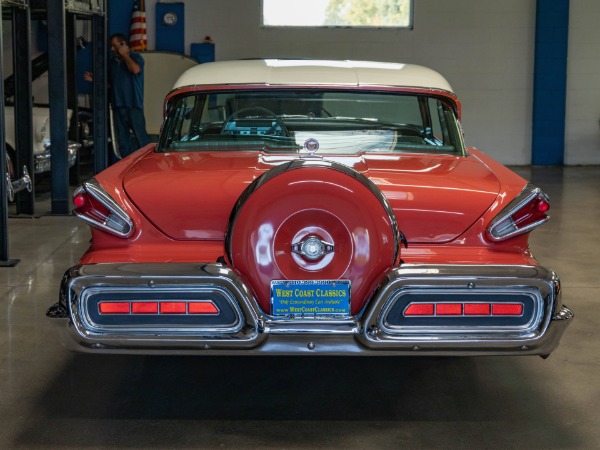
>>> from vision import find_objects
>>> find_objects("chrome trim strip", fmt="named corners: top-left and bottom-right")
top-left (225, 159), bottom-right (402, 265)
top-left (265, 318), bottom-right (360, 335)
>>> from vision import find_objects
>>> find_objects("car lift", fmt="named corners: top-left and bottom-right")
top-left (1, 0), bottom-right (107, 267)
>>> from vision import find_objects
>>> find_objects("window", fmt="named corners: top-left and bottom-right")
top-left (262, 0), bottom-right (412, 28)
top-left (428, 97), bottom-right (462, 149)
top-left (159, 90), bottom-right (463, 156)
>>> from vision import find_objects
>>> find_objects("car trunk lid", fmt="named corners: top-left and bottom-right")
top-left (123, 151), bottom-right (500, 243)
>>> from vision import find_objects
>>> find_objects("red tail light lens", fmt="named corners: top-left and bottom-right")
top-left (510, 197), bottom-right (550, 229)
top-left (189, 302), bottom-right (219, 314)
top-left (487, 184), bottom-right (550, 241)
top-left (404, 302), bottom-right (523, 317)
top-left (404, 303), bottom-right (434, 316)
top-left (72, 191), bottom-right (111, 224)
top-left (99, 302), bottom-right (130, 314)
top-left (160, 302), bottom-right (187, 314)
top-left (132, 302), bottom-right (159, 314)
top-left (73, 193), bottom-right (87, 208)
top-left (492, 303), bottom-right (523, 316)
top-left (436, 303), bottom-right (462, 315)
top-left (72, 180), bottom-right (134, 238)
top-left (464, 303), bottom-right (491, 315)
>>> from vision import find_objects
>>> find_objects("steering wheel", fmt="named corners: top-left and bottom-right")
top-left (221, 106), bottom-right (290, 136)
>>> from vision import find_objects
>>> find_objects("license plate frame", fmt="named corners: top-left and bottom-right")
top-left (271, 280), bottom-right (351, 317)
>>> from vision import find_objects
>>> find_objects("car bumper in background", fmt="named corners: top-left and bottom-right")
top-left (34, 141), bottom-right (81, 174)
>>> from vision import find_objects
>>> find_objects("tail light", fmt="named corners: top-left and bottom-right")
top-left (98, 301), bottom-right (219, 315)
top-left (486, 184), bottom-right (550, 241)
top-left (404, 302), bottom-right (523, 317)
top-left (72, 179), bottom-right (134, 238)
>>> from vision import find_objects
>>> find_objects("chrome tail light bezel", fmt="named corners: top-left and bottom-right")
top-left (73, 179), bottom-right (134, 238)
top-left (486, 183), bottom-right (550, 242)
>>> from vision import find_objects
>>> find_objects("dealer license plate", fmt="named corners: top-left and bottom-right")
top-left (271, 280), bottom-right (351, 316)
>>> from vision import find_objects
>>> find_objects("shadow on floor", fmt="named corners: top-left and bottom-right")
top-left (13, 354), bottom-right (581, 448)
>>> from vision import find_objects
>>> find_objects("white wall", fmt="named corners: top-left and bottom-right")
top-left (565, 0), bottom-right (600, 165)
top-left (145, 0), bottom-right (536, 165)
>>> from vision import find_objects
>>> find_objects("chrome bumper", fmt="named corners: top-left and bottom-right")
top-left (47, 263), bottom-right (573, 356)
top-left (34, 141), bottom-right (80, 174)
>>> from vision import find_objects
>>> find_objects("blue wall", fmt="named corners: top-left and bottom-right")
top-left (155, 2), bottom-right (185, 53)
top-left (532, 0), bottom-right (570, 166)
top-left (108, 0), bottom-right (136, 39)
top-left (108, 0), bottom-right (186, 54)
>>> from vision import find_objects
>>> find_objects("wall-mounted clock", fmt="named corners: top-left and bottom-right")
top-left (162, 11), bottom-right (178, 26)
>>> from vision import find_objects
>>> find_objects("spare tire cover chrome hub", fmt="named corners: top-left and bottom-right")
top-left (291, 236), bottom-right (335, 261)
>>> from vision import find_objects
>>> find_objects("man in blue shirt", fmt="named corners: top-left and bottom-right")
top-left (108, 33), bottom-right (150, 157)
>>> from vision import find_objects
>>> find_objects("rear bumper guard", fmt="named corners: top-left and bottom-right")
top-left (47, 263), bottom-right (573, 356)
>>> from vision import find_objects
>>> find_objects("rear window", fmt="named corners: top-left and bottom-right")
top-left (158, 89), bottom-right (464, 156)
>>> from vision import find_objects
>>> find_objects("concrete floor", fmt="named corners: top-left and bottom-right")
top-left (0, 166), bottom-right (598, 449)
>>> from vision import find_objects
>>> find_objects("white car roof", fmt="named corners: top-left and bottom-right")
top-left (173, 59), bottom-right (455, 93)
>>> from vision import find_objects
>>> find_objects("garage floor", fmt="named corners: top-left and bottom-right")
top-left (1, 166), bottom-right (598, 449)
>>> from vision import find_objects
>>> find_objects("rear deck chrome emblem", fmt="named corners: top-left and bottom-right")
top-left (304, 138), bottom-right (320, 154)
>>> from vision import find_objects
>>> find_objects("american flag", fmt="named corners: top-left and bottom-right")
top-left (129, 0), bottom-right (147, 51)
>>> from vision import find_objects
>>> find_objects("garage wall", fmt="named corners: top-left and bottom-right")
top-left (1, 1), bottom-right (594, 165)
top-left (143, 0), bottom-right (535, 164)
top-left (565, 0), bottom-right (600, 165)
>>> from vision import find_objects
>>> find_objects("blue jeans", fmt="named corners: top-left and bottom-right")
top-left (114, 107), bottom-right (150, 158)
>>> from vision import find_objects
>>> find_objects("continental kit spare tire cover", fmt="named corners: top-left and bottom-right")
top-left (226, 160), bottom-right (401, 316)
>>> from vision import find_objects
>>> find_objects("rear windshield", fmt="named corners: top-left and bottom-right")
top-left (158, 89), bottom-right (464, 155)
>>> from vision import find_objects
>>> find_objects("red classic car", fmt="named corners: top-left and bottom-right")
top-left (47, 59), bottom-right (573, 356)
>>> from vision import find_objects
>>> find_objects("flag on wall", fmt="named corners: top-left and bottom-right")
top-left (129, 0), bottom-right (147, 51)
